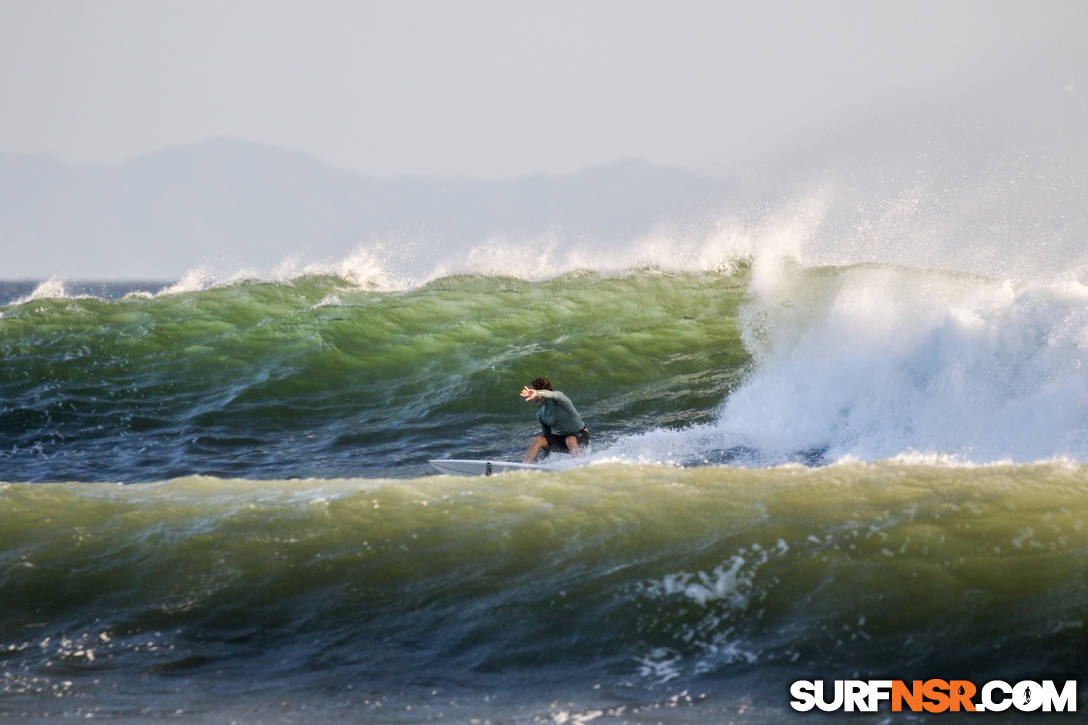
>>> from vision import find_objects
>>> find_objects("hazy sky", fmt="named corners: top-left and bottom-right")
top-left (1, 0), bottom-right (1085, 178)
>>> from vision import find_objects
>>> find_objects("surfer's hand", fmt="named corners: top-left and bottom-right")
top-left (520, 386), bottom-right (538, 401)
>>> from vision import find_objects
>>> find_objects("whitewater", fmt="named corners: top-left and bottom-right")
top-left (2, 188), bottom-right (1088, 722)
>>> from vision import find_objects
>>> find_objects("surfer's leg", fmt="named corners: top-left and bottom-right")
top-left (564, 435), bottom-right (581, 457)
top-left (524, 435), bottom-right (548, 463)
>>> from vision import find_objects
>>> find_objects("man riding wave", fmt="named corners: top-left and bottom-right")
top-left (520, 376), bottom-right (590, 463)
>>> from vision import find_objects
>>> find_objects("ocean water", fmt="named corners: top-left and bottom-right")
top-left (2, 246), bottom-right (1088, 722)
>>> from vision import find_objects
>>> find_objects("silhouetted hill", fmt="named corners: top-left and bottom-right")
top-left (0, 139), bottom-right (736, 279)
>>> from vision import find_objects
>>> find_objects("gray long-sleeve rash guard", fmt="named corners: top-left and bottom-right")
top-left (534, 389), bottom-right (586, 437)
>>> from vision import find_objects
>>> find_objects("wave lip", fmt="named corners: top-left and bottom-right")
top-left (10, 277), bottom-right (75, 305)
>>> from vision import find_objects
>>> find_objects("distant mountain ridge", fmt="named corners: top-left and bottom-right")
top-left (0, 139), bottom-right (735, 280)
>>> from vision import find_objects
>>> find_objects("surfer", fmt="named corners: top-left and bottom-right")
top-left (520, 376), bottom-right (590, 463)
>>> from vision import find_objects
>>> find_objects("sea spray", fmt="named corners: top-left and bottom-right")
top-left (714, 262), bottom-right (1088, 462)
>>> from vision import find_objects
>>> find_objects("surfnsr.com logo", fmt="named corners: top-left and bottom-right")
top-left (790, 679), bottom-right (1077, 713)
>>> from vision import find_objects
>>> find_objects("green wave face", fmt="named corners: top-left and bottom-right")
top-left (1, 463), bottom-right (1086, 719)
top-left (0, 271), bottom-right (749, 481)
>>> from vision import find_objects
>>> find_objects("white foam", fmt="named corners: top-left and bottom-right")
top-left (612, 253), bottom-right (1088, 466)
top-left (741, 263), bottom-right (1086, 462)
top-left (311, 294), bottom-right (343, 309)
top-left (651, 556), bottom-right (751, 608)
top-left (12, 277), bottom-right (71, 305)
top-left (155, 216), bottom-right (763, 294)
top-left (157, 266), bottom-right (218, 296)
top-left (301, 244), bottom-right (417, 291)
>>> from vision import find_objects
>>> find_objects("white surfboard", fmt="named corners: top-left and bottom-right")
top-left (429, 459), bottom-right (555, 476)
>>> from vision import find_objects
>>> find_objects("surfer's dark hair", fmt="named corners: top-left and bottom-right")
top-left (531, 376), bottom-right (552, 390)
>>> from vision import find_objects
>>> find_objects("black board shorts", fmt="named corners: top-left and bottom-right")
top-left (543, 428), bottom-right (590, 453)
